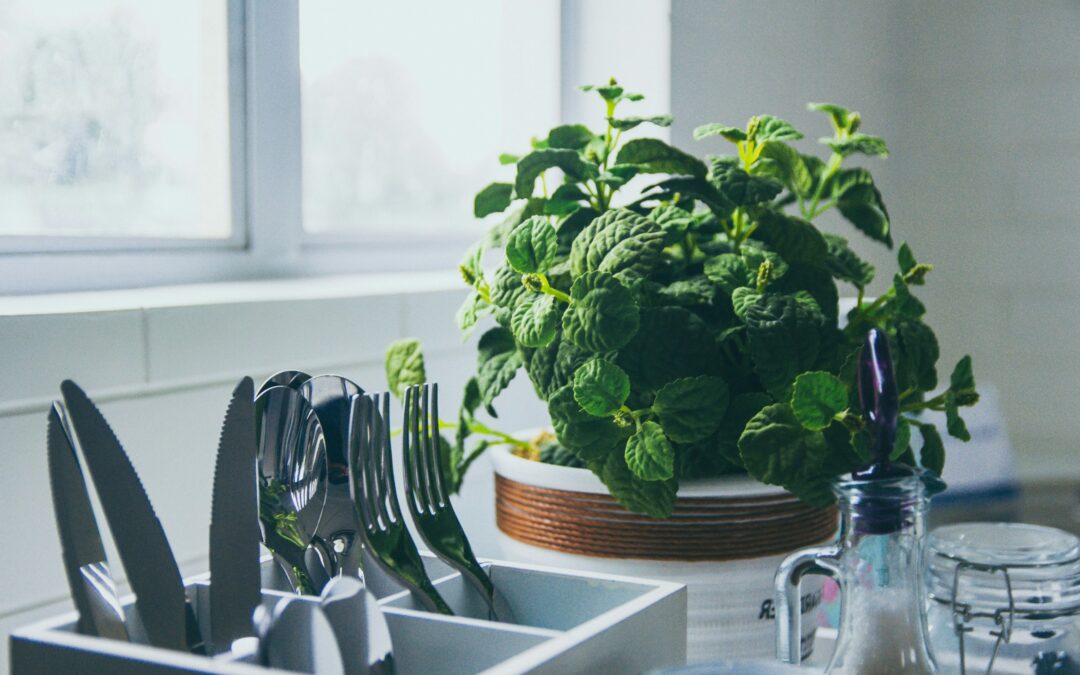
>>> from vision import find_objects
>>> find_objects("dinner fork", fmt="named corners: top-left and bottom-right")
top-left (403, 383), bottom-right (515, 623)
top-left (347, 391), bottom-right (453, 615)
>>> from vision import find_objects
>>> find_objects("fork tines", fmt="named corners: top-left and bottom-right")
top-left (404, 383), bottom-right (449, 515)
top-left (350, 392), bottom-right (400, 534)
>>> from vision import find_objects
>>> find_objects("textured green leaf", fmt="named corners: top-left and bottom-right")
top-left (625, 421), bottom-right (675, 481)
top-left (653, 376), bottom-right (730, 442)
top-left (474, 182), bottom-right (514, 218)
top-left (944, 392), bottom-right (970, 441)
top-left (822, 233), bottom-right (874, 287)
top-left (596, 164), bottom-right (640, 189)
top-left (711, 164), bottom-right (783, 206)
top-left (616, 138), bottom-right (708, 178)
top-left (547, 124), bottom-right (595, 150)
top-left (510, 294), bottom-right (559, 347)
top-left (826, 133), bottom-right (889, 157)
top-left (638, 176), bottom-right (735, 218)
top-left (890, 417), bottom-right (912, 460)
top-left (562, 271), bottom-right (640, 352)
top-left (505, 216), bottom-right (558, 274)
top-left (740, 243), bottom-right (789, 283)
top-left (894, 320), bottom-right (939, 391)
top-left (916, 422), bottom-right (946, 474)
top-left (808, 102), bottom-right (854, 131)
top-left (476, 327), bottom-right (522, 414)
top-left (607, 115), bottom-right (672, 131)
top-left (569, 208), bottom-right (666, 282)
top-left (951, 355), bottom-right (975, 391)
top-left (458, 242), bottom-right (485, 289)
top-left (555, 207), bottom-right (598, 256)
top-left (891, 274), bottom-right (927, 318)
top-left (489, 265), bottom-right (528, 326)
top-left (658, 276), bottom-right (718, 306)
top-left (751, 115), bottom-right (803, 142)
top-left (730, 287), bottom-right (762, 320)
top-left (385, 338), bottom-right (426, 399)
top-left (752, 211), bottom-right (827, 264)
top-left (693, 124), bottom-right (746, 142)
top-left (515, 149), bottom-right (597, 198)
top-left (455, 291), bottom-right (490, 333)
top-left (744, 294), bottom-right (825, 398)
top-left (738, 403), bottom-right (831, 506)
top-left (791, 371), bottom-right (848, 431)
top-left (834, 168), bottom-right (892, 247)
top-left (898, 242), bottom-right (916, 275)
top-left (573, 358), bottom-right (630, 417)
top-left (548, 384), bottom-right (629, 460)
top-left (617, 307), bottom-right (721, 392)
top-left (524, 335), bottom-right (589, 400)
top-left (649, 205), bottom-right (695, 245)
top-left (590, 451), bottom-right (678, 518)
top-left (775, 263), bottom-right (839, 324)
top-left (756, 141), bottom-right (812, 196)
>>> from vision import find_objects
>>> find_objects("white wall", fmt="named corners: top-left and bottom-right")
top-left (670, 0), bottom-right (1080, 480)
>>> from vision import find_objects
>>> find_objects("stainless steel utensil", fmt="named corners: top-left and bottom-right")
top-left (46, 401), bottom-right (129, 643)
top-left (258, 597), bottom-right (345, 675)
top-left (320, 576), bottom-right (395, 675)
top-left (299, 375), bottom-right (364, 576)
top-left (60, 380), bottom-right (203, 654)
top-left (259, 370), bottom-right (312, 395)
top-left (348, 392), bottom-right (453, 614)
top-left (403, 383), bottom-right (514, 622)
top-left (208, 377), bottom-right (261, 654)
top-left (255, 385), bottom-right (332, 594)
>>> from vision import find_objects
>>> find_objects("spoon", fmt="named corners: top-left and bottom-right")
top-left (255, 385), bottom-right (332, 594)
top-left (258, 597), bottom-right (345, 675)
top-left (259, 370), bottom-right (312, 395)
top-left (299, 375), bottom-right (365, 577)
top-left (320, 576), bottom-right (395, 675)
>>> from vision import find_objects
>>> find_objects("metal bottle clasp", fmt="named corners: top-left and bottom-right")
top-left (950, 561), bottom-right (1015, 675)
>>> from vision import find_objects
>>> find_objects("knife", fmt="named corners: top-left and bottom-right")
top-left (209, 377), bottom-right (261, 654)
top-left (46, 401), bottom-right (129, 642)
top-left (60, 380), bottom-right (203, 654)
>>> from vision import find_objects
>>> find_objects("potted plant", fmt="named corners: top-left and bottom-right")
top-left (384, 79), bottom-right (979, 661)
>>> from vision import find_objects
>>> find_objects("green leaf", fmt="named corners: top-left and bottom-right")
top-left (716, 392), bottom-right (773, 467)
top-left (751, 115), bottom-right (803, 142)
top-left (693, 124), bottom-right (746, 142)
top-left (834, 169), bottom-right (892, 247)
top-left (915, 422), bottom-right (946, 474)
top-left (548, 384), bottom-right (629, 460)
top-left (562, 271), bottom-right (640, 352)
top-left (822, 233), bottom-right (875, 287)
top-left (617, 307), bottom-right (721, 393)
top-left (738, 403), bottom-right (832, 506)
top-left (385, 338), bottom-right (426, 399)
top-left (550, 183), bottom-right (589, 204)
top-left (894, 320), bottom-right (939, 391)
top-left (890, 418), bottom-right (912, 460)
top-left (740, 243), bottom-right (789, 283)
top-left (808, 102), bottom-right (853, 132)
top-left (656, 276), bottom-right (717, 306)
top-left (515, 149), bottom-right (597, 198)
top-left (744, 294), bottom-right (825, 399)
top-left (580, 81), bottom-right (641, 103)
top-left (455, 291), bottom-right (490, 333)
top-left (730, 287), bottom-right (762, 320)
top-left (474, 182), bottom-right (514, 218)
top-left (791, 371), bottom-right (848, 431)
top-left (524, 334), bottom-right (589, 400)
top-left (951, 355), bottom-right (975, 391)
top-left (476, 327), bottom-right (523, 414)
top-left (555, 207), bottom-right (599, 256)
top-left (547, 124), bottom-right (595, 150)
top-left (775, 263), bottom-right (839, 325)
top-left (498, 153), bottom-right (520, 165)
top-left (711, 164), bottom-right (783, 206)
top-left (944, 392), bottom-right (971, 441)
top-left (653, 376), bottom-right (731, 443)
top-left (704, 254), bottom-right (753, 294)
top-left (898, 242), bottom-right (916, 275)
top-left (826, 133), bottom-right (889, 158)
top-left (590, 451), bottom-right (678, 518)
top-left (616, 138), bottom-right (708, 178)
top-left (625, 421), bottom-right (675, 481)
top-left (649, 205), bottom-right (695, 245)
top-left (756, 141), bottom-right (812, 196)
top-left (510, 294), bottom-right (559, 347)
top-left (891, 274), bottom-right (927, 318)
top-left (569, 208), bottom-right (666, 282)
top-left (596, 164), bottom-right (640, 188)
top-left (573, 358), bottom-right (630, 417)
top-left (752, 211), bottom-right (827, 264)
top-left (607, 115), bottom-right (672, 131)
top-left (489, 264), bottom-right (528, 327)
top-left (505, 216), bottom-right (558, 274)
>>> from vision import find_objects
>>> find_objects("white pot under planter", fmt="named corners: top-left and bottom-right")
top-left (490, 444), bottom-right (836, 663)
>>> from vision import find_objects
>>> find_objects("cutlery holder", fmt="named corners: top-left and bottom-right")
top-left (10, 556), bottom-right (686, 674)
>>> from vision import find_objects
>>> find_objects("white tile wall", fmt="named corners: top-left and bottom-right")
top-left (672, 0), bottom-right (1080, 481)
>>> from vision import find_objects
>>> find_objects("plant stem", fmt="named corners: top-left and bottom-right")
top-left (807, 152), bottom-right (843, 217)
top-left (538, 273), bottom-right (572, 304)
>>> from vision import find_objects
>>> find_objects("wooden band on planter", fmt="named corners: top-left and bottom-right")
top-left (495, 474), bottom-right (838, 561)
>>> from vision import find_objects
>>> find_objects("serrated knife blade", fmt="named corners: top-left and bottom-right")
top-left (46, 401), bottom-right (129, 642)
top-left (209, 377), bottom-right (260, 653)
top-left (60, 380), bottom-right (202, 654)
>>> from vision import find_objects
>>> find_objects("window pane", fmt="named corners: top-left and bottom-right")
top-left (0, 0), bottom-right (232, 239)
top-left (300, 1), bottom-right (560, 236)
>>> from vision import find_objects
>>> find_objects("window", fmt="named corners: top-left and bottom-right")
top-left (0, 0), bottom-right (234, 242)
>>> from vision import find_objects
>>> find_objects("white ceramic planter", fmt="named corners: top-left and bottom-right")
top-left (491, 445), bottom-right (834, 663)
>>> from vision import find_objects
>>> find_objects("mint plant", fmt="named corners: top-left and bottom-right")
top-left (385, 79), bottom-right (978, 518)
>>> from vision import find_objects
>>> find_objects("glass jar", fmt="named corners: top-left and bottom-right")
top-left (926, 522), bottom-right (1080, 674)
